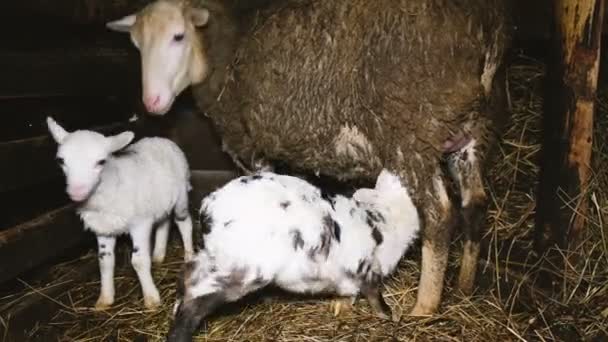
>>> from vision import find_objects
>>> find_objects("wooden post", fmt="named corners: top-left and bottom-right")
top-left (536, 0), bottom-right (604, 254)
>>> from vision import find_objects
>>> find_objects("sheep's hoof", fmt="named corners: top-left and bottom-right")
top-left (144, 293), bottom-right (162, 310)
top-left (330, 297), bottom-right (355, 317)
top-left (94, 296), bottom-right (114, 311)
top-left (408, 304), bottom-right (434, 317)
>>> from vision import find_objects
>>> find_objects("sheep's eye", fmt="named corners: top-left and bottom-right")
top-left (173, 33), bottom-right (185, 42)
top-left (55, 157), bottom-right (64, 165)
top-left (97, 159), bottom-right (106, 166)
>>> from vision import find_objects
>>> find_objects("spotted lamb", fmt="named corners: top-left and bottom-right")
top-left (167, 170), bottom-right (420, 341)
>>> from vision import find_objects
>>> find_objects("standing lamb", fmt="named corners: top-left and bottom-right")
top-left (167, 170), bottom-right (420, 341)
top-left (47, 117), bottom-right (195, 310)
top-left (106, 0), bottom-right (510, 315)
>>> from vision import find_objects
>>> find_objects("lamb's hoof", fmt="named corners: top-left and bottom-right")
top-left (385, 311), bottom-right (401, 323)
top-left (330, 297), bottom-right (355, 317)
top-left (152, 253), bottom-right (166, 265)
top-left (409, 304), bottom-right (434, 317)
top-left (184, 251), bottom-right (194, 262)
top-left (94, 296), bottom-right (114, 311)
top-left (144, 292), bottom-right (162, 310)
top-left (373, 306), bottom-right (399, 322)
top-left (389, 311), bottom-right (401, 322)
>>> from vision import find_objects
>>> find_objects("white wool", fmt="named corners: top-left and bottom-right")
top-left (184, 170), bottom-right (419, 302)
top-left (77, 137), bottom-right (191, 235)
top-left (48, 116), bottom-right (194, 310)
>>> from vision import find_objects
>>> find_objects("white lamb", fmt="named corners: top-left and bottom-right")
top-left (167, 170), bottom-right (420, 342)
top-left (46, 117), bottom-right (194, 310)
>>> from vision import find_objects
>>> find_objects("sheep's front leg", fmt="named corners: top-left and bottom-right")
top-left (410, 174), bottom-right (456, 316)
top-left (130, 220), bottom-right (161, 309)
top-left (152, 219), bottom-right (170, 264)
top-left (95, 234), bottom-right (116, 310)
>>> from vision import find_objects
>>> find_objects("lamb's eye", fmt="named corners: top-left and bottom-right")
top-left (56, 157), bottom-right (64, 165)
top-left (173, 33), bottom-right (185, 42)
top-left (97, 159), bottom-right (106, 166)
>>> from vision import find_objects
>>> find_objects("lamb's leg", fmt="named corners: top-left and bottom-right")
top-left (361, 273), bottom-right (397, 322)
top-left (130, 220), bottom-right (161, 309)
top-left (95, 234), bottom-right (116, 310)
top-left (167, 293), bottom-right (225, 342)
top-left (174, 189), bottom-right (194, 261)
top-left (152, 219), bottom-right (170, 264)
top-left (410, 174), bottom-right (456, 316)
top-left (447, 138), bottom-right (488, 295)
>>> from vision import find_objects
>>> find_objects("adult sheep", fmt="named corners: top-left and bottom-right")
top-left (107, 0), bottom-right (510, 316)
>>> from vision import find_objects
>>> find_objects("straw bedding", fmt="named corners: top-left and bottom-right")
top-left (1, 55), bottom-right (607, 341)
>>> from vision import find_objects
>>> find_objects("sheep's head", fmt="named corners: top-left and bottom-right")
top-left (107, 1), bottom-right (210, 115)
top-left (46, 117), bottom-right (135, 202)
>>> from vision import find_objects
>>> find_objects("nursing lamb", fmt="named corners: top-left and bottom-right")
top-left (47, 117), bottom-right (194, 309)
top-left (167, 170), bottom-right (420, 341)
top-left (107, 0), bottom-right (510, 315)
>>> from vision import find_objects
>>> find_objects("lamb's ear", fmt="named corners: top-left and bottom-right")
top-left (106, 14), bottom-right (137, 32)
top-left (108, 131), bottom-right (135, 152)
top-left (46, 116), bottom-right (69, 144)
top-left (188, 8), bottom-right (210, 27)
top-left (375, 169), bottom-right (402, 192)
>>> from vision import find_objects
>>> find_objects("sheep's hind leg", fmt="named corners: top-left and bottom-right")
top-left (95, 234), bottom-right (117, 310)
top-left (410, 173), bottom-right (456, 316)
top-left (130, 220), bottom-right (161, 309)
top-left (152, 219), bottom-right (170, 264)
top-left (447, 138), bottom-right (488, 295)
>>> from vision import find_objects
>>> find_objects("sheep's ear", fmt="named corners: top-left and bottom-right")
top-left (108, 131), bottom-right (135, 152)
top-left (106, 14), bottom-right (137, 32)
top-left (46, 116), bottom-right (69, 144)
top-left (188, 8), bottom-right (210, 27)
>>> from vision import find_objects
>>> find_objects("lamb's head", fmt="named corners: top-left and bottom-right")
top-left (46, 117), bottom-right (135, 202)
top-left (107, 0), bottom-right (210, 115)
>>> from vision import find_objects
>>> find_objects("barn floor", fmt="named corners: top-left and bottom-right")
top-left (1, 56), bottom-right (608, 342)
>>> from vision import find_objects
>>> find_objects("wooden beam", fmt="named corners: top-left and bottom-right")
top-left (0, 121), bottom-right (130, 193)
top-left (0, 205), bottom-right (90, 284)
top-left (0, 170), bottom-right (237, 286)
top-left (536, 0), bottom-right (604, 253)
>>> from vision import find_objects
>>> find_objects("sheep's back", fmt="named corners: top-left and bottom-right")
top-left (206, 0), bottom-right (508, 191)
